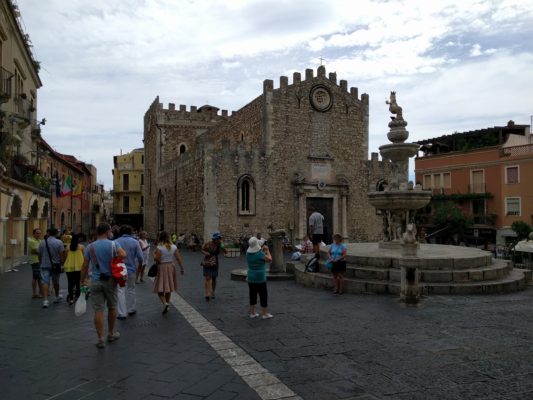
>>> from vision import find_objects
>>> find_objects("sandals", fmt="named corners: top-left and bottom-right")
top-left (96, 340), bottom-right (105, 349)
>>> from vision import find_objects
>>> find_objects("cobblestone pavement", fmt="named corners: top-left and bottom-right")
top-left (2, 248), bottom-right (533, 399)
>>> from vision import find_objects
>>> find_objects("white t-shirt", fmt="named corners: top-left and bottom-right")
top-left (309, 212), bottom-right (324, 234)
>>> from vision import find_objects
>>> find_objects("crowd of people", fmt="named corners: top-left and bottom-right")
top-left (27, 205), bottom-right (341, 348)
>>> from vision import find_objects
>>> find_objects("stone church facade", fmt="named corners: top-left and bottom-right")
top-left (143, 66), bottom-right (390, 243)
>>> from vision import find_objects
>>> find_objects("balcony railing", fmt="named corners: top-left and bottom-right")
top-left (501, 143), bottom-right (533, 157)
top-left (473, 213), bottom-right (497, 226)
top-left (14, 96), bottom-right (34, 125)
top-left (468, 182), bottom-right (486, 193)
top-left (0, 67), bottom-right (13, 103)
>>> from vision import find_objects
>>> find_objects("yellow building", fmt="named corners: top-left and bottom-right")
top-left (0, 0), bottom-right (46, 271)
top-left (112, 148), bottom-right (144, 229)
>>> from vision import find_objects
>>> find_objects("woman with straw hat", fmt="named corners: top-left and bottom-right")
top-left (246, 236), bottom-right (273, 319)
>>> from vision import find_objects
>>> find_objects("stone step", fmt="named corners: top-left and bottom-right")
top-left (318, 258), bottom-right (512, 283)
top-left (292, 261), bottom-right (528, 295)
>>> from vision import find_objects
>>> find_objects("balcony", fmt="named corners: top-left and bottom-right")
top-left (0, 67), bottom-right (13, 103)
top-left (468, 182), bottom-right (486, 193)
top-left (14, 96), bottom-right (35, 126)
top-left (473, 213), bottom-right (497, 226)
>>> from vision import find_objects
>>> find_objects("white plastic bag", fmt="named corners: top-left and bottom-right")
top-left (74, 294), bottom-right (87, 317)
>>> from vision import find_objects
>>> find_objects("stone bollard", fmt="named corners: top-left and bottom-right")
top-left (399, 257), bottom-right (420, 304)
top-left (268, 229), bottom-right (286, 273)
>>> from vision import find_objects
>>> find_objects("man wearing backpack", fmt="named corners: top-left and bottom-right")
top-left (81, 222), bottom-right (126, 349)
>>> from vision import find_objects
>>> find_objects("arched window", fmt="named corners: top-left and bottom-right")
top-left (178, 143), bottom-right (187, 155)
top-left (237, 175), bottom-right (255, 215)
top-left (376, 179), bottom-right (388, 191)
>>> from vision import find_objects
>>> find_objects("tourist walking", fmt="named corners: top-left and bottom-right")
top-left (308, 206), bottom-right (325, 257)
top-left (28, 228), bottom-right (43, 298)
top-left (81, 222), bottom-right (126, 349)
top-left (327, 234), bottom-right (347, 294)
top-left (63, 234), bottom-right (85, 305)
top-left (38, 228), bottom-right (66, 308)
top-left (201, 232), bottom-right (226, 301)
top-left (246, 237), bottom-right (273, 319)
top-left (153, 231), bottom-right (185, 314)
top-left (137, 231), bottom-right (150, 283)
top-left (115, 225), bottom-right (144, 319)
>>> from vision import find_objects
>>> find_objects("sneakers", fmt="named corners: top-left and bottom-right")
top-left (107, 331), bottom-right (121, 342)
top-left (53, 295), bottom-right (63, 304)
top-left (117, 316), bottom-right (127, 320)
top-left (42, 300), bottom-right (49, 308)
top-left (96, 339), bottom-right (105, 349)
top-left (262, 313), bottom-right (273, 319)
top-left (249, 313), bottom-right (259, 319)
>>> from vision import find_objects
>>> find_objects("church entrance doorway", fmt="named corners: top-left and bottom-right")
top-left (306, 197), bottom-right (333, 244)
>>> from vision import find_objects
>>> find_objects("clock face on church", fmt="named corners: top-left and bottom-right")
top-left (310, 85), bottom-right (333, 112)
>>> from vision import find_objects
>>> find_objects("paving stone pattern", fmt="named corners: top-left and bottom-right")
top-left (2, 249), bottom-right (533, 399)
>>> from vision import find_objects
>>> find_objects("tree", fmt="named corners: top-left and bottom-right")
top-left (432, 201), bottom-right (472, 234)
top-left (511, 221), bottom-right (532, 241)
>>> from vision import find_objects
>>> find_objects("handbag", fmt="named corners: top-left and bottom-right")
top-left (147, 263), bottom-right (158, 277)
top-left (89, 242), bottom-right (127, 287)
top-left (201, 255), bottom-right (217, 268)
top-left (111, 242), bottom-right (128, 287)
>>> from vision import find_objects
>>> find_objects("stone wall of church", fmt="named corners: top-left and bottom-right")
top-left (143, 67), bottom-right (392, 243)
top-left (143, 98), bottom-right (222, 239)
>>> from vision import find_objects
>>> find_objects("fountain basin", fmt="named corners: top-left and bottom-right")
top-left (379, 142), bottom-right (419, 162)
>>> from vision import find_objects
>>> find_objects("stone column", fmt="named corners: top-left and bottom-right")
top-left (399, 256), bottom-right (420, 304)
top-left (298, 192), bottom-right (306, 241)
top-left (269, 229), bottom-right (286, 273)
top-left (341, 194), bottom-right (348, 239)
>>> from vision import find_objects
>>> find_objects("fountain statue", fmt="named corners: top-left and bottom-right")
top-left (368, 92), bottom-right (431, 252)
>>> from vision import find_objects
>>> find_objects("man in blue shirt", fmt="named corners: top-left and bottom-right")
top-left (38, 228), bottom-right (66, 308)
top-left (115, 225), bottom-right (144, 319)
top-left (81, 222), bottom-right (126, 349)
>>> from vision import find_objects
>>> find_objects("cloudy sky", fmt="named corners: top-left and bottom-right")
top-left (17, 0), bottom-right (533, 188)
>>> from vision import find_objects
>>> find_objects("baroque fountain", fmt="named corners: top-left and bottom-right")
top-left (291, 92), bottom-right (530, 298)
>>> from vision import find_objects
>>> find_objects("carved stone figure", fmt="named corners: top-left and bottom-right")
top-left (402, 223), bottom-right (417, 245)
top-left (386, 91), bottom-right (403, 121)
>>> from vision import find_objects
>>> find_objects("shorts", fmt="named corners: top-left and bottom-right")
top-left (90, 280), bottom-right (118, 312)
top-left (331, 260), bottom-right (347, 273)
top-left (311, 234), bottom-right (324, 246)
top-left (31, 263), bottom-right (41, 280)
top-left (40, 269), bottom-right (60, 286)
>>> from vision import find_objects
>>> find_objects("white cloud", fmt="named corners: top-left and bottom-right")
top-left (16, 0), bottom-right (533, 188)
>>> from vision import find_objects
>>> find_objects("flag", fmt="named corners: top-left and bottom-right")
top-left (73, 180), bottom-right (82, 198)
top-left (61, 175), bottom-right (72, 197)
top-left (54, 171), bottom-right (61, 197)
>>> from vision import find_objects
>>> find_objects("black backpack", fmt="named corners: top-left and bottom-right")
top-left (305, 255), bottom-right (319, 272)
